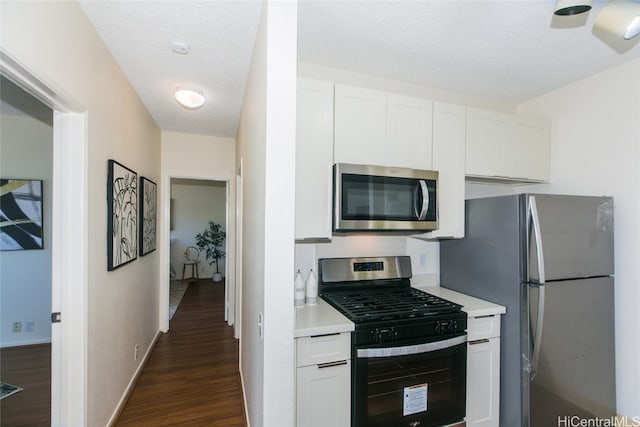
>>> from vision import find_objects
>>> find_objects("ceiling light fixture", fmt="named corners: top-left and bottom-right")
top-left (594, 0), bottom-right (640, 40)
top-left (174, 87), bottom-right (205, 109)
top-left (554, 0), bottom-right (592, 16)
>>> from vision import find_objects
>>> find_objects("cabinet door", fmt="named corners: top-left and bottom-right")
top-left (427, 102), bottom-right (466, 239)
top-left (295, 78), bottom-right (334, 240)
top-left (466, 338), bottom-right (500, 427)
top-left (465, 108), bottom-right (508, 178)
top-left (334, 84), bottom-right (386, 165)
top-left (504, 117), bottom-right (550, 182)
top-left (297, 361), bottom-right (351, 427)
top-left (386, 94), bottom-right (433, 169)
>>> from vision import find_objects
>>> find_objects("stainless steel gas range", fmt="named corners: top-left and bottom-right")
top-left (318, 256), bottom-right (467, 427)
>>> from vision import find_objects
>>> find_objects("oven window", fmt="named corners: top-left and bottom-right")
top-left (353, 341), bottom-right (466, 427)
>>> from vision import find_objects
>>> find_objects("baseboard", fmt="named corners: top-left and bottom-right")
top-left (240, 365), bottom-right (251, 427)
top-left (107, 329), bottom-right (162, 427)
top-left (0, 338), bottom-right (51, 348)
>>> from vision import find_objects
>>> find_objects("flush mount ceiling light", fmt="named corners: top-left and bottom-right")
top-left (594, 0), bottom-right (640, 40)
top-left (174, 87), bottom-right (205, 109)
top-left (554, 0), bottom-right (592, 15)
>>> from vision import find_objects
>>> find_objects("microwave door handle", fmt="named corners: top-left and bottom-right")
top-left (416, 180), bottom-right (429, 220)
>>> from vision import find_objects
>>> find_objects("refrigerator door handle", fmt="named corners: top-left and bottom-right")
top-left (528, 195), bottom-right (546, 380)
top-left (530, 283), bottom-right (546, 380)
top-left (528, 196), bottom-right (546, 284)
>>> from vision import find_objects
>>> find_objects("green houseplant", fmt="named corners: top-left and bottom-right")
top-left (195, 220), bottom-right (226, 282)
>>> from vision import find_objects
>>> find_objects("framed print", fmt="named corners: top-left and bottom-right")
top-left (107, 159), bottom-right (137, 270)
top-left (139, 176), bottom-right (157, 256)
top-left (0, 179), bottom-right (43, 250)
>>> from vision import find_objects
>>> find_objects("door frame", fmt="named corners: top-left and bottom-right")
top-left (1, 49), bottom-right (88, 426)
top-left (160, 175), bottom-right (235, 332)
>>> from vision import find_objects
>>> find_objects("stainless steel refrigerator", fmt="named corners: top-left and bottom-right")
top-left (440, 194), bottom-right (616, 427)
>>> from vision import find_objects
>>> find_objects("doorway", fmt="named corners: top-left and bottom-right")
top-left (0, 75), bottom-right (53, 425)
top-left (169, 178), bottom-right (230, 322)
top-left (1, 49), bottom-right (88, 426)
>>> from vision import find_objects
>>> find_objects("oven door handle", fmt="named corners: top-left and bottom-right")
top-left (357, 335), bottom-right (466, 358)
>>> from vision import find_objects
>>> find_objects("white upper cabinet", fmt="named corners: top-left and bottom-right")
top-left (334, 85), bottom-right (433, 169)
top-left (504, 117), bottom-right (550, 181)
top-left (425, 102), bottom-right (466, 239)
top-left (334, 84), bottom-right (387, 165)
top-left (295, 78), bottom-right (334, 240)
top-left (466, 108), bottom-right (550, 183)
top-left (386, 94), bottom-right (433, 169)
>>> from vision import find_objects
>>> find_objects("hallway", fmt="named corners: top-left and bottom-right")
top-left (116, 279), bottom-right (246, 426)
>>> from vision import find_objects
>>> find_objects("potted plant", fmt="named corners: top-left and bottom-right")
top-left (195, 220), bottom-right (226, 282)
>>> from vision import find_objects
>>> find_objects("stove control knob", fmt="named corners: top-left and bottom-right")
top-left (435, 320), bottom-right (457, 334)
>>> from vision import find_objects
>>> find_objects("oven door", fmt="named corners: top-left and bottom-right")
top-left (353, 333), bottom-right (467, 427)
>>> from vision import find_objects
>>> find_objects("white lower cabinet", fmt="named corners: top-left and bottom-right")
top-left (466, 315), bottom-right (501, 427)
top-left (296, 333), bottom-right (351, 427)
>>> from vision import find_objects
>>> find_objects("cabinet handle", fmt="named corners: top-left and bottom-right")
top-left (474, 315), bottom-right (495, 319)
top-left (318, 360), bottom-right (348, 369)
top-left (310, 333), bottom-right (340, 339)
top-left (469, 339), bottom-right (490, 345)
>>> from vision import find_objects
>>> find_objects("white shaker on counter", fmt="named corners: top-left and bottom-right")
top-left (305, 269), bottom-right (318, 305)
top-left (294, 270), bottom-right (306, 308)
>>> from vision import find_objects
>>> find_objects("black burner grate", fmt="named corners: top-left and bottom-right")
top-left (321, 287), bottom-right (462, 323)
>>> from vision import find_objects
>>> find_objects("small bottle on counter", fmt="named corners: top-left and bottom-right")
top-left (305, 269), bottom-right (318, 305)
top-left (294, 270), bottom-right (305, 308)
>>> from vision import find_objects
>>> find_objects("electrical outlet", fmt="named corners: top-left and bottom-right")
top-left (12, 322), bottom-right (22, 333)
top-left (419, 253), bottom-right (427, 269)
top-left (134, 344), bottom-right (139, 361)
top-left (24, 321), bottom-right (35, 332)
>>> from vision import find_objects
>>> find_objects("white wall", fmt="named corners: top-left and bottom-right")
top-left (236, 1), bottom-right (297, 425)
top-left (295, 236), bottom-right (440, 287)
top-left (171, 179), bottom-right (227, 279)
top-left (518, 59), bottom-right (640, 419)
top-left (1, 2), bottom-right (161, 425)
top-left (0, 109), bottom-right (52, 347)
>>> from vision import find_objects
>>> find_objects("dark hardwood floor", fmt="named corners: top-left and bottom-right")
top-left (0, 343), bottom-right (51, 426)
top-left (116, 279), bottom-right (246, 426)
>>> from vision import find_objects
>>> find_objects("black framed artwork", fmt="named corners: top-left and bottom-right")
top-left (139, 176), bottom-right (157, 256)
top-left (0, 179), bottom-right (44, 250)
top-left (107, 159), bottom-right (137, 270)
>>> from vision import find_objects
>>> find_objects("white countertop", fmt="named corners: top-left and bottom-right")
top-left (414, 285), bottom-right (506, 317)
top-left (294, 298), bottom-right (354, 338)
top-left (294, 287), bottom-right (505, 338)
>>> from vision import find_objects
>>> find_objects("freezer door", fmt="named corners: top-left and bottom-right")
top-left (524, 277), bottom-right (616, 427)
top-left (523, 194), bottom-right (614, 282)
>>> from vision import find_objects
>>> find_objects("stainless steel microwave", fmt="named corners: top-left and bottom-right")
top-left (333, 163), bottom-right (438, 232)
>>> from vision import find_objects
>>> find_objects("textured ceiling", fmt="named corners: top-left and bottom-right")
top-left (79, 0), bottom-right (262, 138)
top-left (80, 0), bottom-right (640, 138)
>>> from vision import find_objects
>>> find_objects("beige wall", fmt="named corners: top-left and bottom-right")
top-left (1, 2), bottom-right (161, 425)
top-left (160, 131), bottom-right (236, 334)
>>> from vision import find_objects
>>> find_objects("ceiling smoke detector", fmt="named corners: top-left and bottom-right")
top-left (171, 41), bottom-right (191, 55)
top-left (174, 87), bottom-right (205, 109)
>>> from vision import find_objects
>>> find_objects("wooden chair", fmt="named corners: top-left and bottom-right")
top-left (182, 246), bottom-right (200, 283)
